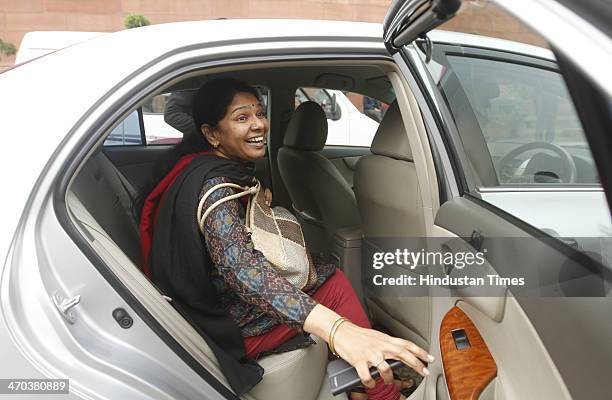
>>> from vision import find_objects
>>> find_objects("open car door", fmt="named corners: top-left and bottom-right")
top-left (382, 1), bottom-right (612, 399)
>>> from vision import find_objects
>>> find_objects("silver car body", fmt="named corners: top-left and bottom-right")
top-left (0, 19), bottom-right (387, 400)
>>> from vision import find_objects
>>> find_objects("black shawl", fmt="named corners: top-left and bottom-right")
top-left (149, 154), bottom-right (263, 395)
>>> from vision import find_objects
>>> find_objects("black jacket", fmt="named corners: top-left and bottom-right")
top-left (149, 154), bottom-right (263, 395)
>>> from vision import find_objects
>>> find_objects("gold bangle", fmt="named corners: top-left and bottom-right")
top-left (328, 317), bottom-right (350, 357)
top-left (330, 318), bottom-right (349, 356)
top-left (327, 317), bottom-right (345, 350)
top-left (327, 317), bottom-right (346, 356)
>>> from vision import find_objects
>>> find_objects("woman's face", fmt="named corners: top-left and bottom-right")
top-left (203, 91), bottom-right (268, 162)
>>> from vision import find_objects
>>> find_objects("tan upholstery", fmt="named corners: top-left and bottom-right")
top-left (71, 150), bottom-right (142, 266)
top-left (278, 101), bottom-right (360, 253)
top-left (354, 101), bottom-right (424, 237)
top-left (353, 101), bottom-right (429, 344)
top-left (248, 335), bottom-right (329, 400)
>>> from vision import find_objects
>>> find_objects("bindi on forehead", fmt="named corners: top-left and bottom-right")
top-left (231, 103), bottom-right (262, 114)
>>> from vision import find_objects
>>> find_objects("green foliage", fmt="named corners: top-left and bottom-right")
top-left (124, 14), bottom-right (151, 29)
top-left (0, 39), bottom-right (17, 57)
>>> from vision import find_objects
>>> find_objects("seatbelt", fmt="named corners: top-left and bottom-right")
top-left (98, 153), bottom-right (141, 238)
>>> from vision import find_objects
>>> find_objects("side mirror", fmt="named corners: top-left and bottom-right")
top-left (327, 93), bottom-right (342, 121)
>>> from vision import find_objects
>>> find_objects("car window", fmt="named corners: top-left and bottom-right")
top-left (294, 87), bottom-right (385, 147)
top-left (418, 3), bottom-right (611, 242)
top-left (104, 87), bottom-right (270, 147)
top-left (104, 110), bottom-right (143, 146)
top-left (445, 55), bottom-right (599, 186)
top-left (143, 92), bottom-right (190, 145)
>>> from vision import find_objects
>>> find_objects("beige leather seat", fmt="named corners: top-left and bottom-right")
top-left (353, 101), bottom-right (429, 348)
top-left (353, 101), bottom-right (424, 237)
top-left (278, 101), bottom-right (360, 254)
top-left (248, 335), bottom-right (332, 400)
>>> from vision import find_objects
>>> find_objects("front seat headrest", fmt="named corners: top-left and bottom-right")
top-left (283, 101), bottom-right (328, 151)
top-left (370, 101), bottom-right (413, 161)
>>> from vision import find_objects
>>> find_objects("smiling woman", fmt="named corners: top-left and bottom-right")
top-left (138, 77), bottom-right (432, 398)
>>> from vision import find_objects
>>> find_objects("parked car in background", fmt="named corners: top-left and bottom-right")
top-left (15, 31), bottom-right (104, 64)
top-left (295, 87), bottom-right (380, 146)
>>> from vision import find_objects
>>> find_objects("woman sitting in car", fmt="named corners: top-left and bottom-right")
top-left (140, 78), bottom-right (432, 400)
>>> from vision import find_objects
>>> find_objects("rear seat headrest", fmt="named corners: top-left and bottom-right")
top-left (283, 101), bottom-right (328, 151)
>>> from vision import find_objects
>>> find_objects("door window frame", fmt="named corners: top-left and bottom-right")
top-left (436, 45), bottom-right (599, 189)
top-left (54, 51), bottom-right (396, 399)
top-left (403, 41), bottom-right (602, 196)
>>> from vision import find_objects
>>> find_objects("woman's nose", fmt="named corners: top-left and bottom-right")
top-left (251, 116), bottom-right (265, 131)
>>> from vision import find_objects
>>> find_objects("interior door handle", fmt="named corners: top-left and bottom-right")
top-left (468, 229), bottom-right (484, 252)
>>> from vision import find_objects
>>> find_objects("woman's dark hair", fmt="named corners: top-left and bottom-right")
top-left (193, 78), bottom-right (260, 135)
top-left (134, 78), bottom-right (260, 218)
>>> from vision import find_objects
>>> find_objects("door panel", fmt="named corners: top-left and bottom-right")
top-left (434, 196), bottom-right (610, 399)
top-left (457, 299), bottom-right (570, 400)
top-left (386, 1), bottom-right (612, 399)
top-left (439, 306), bottom-right (497, 400)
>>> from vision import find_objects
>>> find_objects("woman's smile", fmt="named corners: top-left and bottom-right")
top-left (245, 135), bottom-right (266, 148)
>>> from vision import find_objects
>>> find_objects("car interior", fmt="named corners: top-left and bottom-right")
top-left (66, 60), bottom-right (434, 400)
top-left (64, 57), bottom-right (578, 400)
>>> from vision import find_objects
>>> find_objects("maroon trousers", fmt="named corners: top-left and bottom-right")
top-left (244, 269), bottom-right (400, 400)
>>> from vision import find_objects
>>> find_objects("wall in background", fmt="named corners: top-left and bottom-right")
top-left (0, 0), bottom-right (545, 69)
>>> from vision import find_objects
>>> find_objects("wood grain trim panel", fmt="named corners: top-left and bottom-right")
top-left (440, 306), bottom-right (497, 400)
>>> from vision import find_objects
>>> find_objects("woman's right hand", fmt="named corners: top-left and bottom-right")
top-left (332, 322), bottom-right (434, 389)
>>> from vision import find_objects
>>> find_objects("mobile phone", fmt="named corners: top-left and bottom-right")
top-left (327, 358), bottom-right (404, 395)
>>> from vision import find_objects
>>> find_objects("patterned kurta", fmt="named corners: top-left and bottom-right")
top-left (200, 176), bottom-right (336, 337)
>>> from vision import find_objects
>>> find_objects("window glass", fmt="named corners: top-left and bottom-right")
top-left (144, 92), bottom-right (190, 145)
top-left (104, 110), bottom-right (142, 146)
top-left (104, 87), bottom-right (269, 147)
top-left (440, 55), bottom-right (598, 186)
top-left (294, 87), bottom-right (385, 147)
top-left (418, 3), bottom-right (611, 244)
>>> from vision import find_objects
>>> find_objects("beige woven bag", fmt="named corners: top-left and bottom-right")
top-left (197, 179), bottom-right (317, 291)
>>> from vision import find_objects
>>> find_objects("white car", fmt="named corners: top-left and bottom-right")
top-left (1, 1), bottom-right (612, 400)
top-left (295, 88), bottom-right (380, 146)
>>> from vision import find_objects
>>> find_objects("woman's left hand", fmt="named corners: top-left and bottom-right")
top-left (264, 188), bottom-right (272, 207)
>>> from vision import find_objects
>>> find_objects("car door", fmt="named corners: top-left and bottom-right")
top-left (383, 1), bottom-right (612, 399)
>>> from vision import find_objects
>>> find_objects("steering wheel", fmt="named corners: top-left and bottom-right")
top-left (497, 141), bottom-right (577, 183)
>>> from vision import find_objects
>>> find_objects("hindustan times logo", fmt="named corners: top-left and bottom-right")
top-left (372, 248), bottom-right (487, 270)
